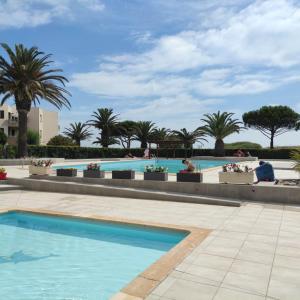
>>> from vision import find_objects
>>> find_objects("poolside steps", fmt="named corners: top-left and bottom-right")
top-left (0, 183), bottom-right (23, 191)
top-left (7, 177), bottom-right (241, 207)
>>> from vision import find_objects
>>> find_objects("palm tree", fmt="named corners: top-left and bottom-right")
top-left (172, 128), bottom-right (207, 158)
top-left (0, 43), bottom-right (70, 157)
top-left (291, 150), bottom-right (300, 172)
top-left (150, 127), bottom-right (170, 142)
top-left (116, 120), bottom-right (137, 149)
top-left (200, 111), bottom-right (243, 157)
top-left (134, 121), bottom-right (156, 148)
top-left (89, 108), bottom-right (119, 147)
top-left (63, 122), bottom-right (92, 146)
top-left (93, 136), bottom-right (119, 147)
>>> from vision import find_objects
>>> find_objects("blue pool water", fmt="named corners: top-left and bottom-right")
top-left (0, 211), bottom-right (186, 300)
top-left (54, 159), bottom-right (230, 173)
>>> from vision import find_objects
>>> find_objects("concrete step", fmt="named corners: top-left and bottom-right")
top-left (7, 178), bottom-right (240, 207)
top-left (0, 184), bottom-right (23, 191)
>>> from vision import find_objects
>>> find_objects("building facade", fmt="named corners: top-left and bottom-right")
top-left (0, 104), bottom-right (59, 145)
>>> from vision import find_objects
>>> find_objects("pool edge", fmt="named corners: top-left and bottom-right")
top-left (0, 207), bottom-right (211, 300)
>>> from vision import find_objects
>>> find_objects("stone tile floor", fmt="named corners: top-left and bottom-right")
top-left (1, 189), bottom-right (300, 299)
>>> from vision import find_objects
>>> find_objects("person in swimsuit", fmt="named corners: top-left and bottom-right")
top-left (182, 159), bottom-right (195, 172)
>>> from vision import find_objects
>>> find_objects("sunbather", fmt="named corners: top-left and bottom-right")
top-left (180, 159), bottom-right (195, 173)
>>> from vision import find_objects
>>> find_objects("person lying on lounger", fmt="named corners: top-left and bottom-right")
top-left (180, 160), bottom-right (195, 173)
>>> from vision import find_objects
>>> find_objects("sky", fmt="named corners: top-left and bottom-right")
top-left (1, 0), bottom-right (300, 148)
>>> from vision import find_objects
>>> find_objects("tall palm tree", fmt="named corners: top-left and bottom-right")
top-left (0, 43), bottom-right (70, 157)
top-left (172, 128), bottom-right (207, 158)
top-left (63, 122), bottom-right (92, 146)
top-left (89, 108), bottom-right (119, 147)
top-left (200, 111), bottom-right (243, 157)
top-left (134, 121), bottom-right (156, 148)
top-left (116, 120), bottom-right (137, 149)
top-left (150, 127), bottom-right (170, 142)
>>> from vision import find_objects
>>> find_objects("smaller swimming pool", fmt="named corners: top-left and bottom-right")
top-left (54, 159), bottom-right (230, 173)
top-left (0, 211), bottom-right (187, 300)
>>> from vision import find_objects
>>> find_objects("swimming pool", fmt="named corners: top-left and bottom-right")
top-left (54, 159), bottom-right (230, 173)
top-left (0, 211), bottom-right (186, 300)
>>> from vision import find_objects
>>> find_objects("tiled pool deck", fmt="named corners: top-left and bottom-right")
top-left (1, 189), bottom-right (300, 299)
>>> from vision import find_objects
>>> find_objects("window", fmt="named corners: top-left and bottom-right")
top-left (0, 128), bottom-right (4, 133)
top-left (0, 110), bottom-right (4, 119)
top-left (40, 114), bottom-right (43, 122)
top-left (10, 128), bottom-right (16, 137)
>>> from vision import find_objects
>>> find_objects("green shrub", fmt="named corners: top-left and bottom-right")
top-left (0, 145), bottom-right (294, 160)
top-left (0, 130), bottom-right (7, 145)
top-left (28, 146), bottom-right (137, 159)
top-left (291, 150), bottom-right (300, 172)
top-left (0, 144), bottom-right (17, 159)
top-left (27, 129), bottom-right (40, 145)
top-left (225, 142), bottom-right (262, 149)
top-left (47, 135), bottom-right (75, 146)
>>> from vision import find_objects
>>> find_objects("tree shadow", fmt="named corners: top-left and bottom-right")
top-left (0, 251), bottom-right (59, 264)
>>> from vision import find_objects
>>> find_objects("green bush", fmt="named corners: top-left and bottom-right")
top-left (27, 129), bottom-right (40, 145)
top-left (225, 141), bottom-right (262, 149)
top-left (47, 135), bottom-right (75, 146)
top-left (0, 130), bottom-right (7, 145)
top-left (0, 145), bottom-right (296, 160)
top-left (0, 145), bottom-right (17, 159)
top-left (28, 146), bottom-right (140, 159)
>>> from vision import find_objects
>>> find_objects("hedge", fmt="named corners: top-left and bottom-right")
top-left (0, 145), bottom-right (17, 159)
top-left (0, 145), bottom-right (298, 160)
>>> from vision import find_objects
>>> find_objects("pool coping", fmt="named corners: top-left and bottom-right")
top-left (0, 207), bottom-right (211, 300)
top-left (52, 158), bottom-right (234, 175)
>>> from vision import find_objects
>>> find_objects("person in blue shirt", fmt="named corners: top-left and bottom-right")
top-left (254, 161), bottom-right (275, 183)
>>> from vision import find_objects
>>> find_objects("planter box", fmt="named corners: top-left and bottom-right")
top-left (83, 170), bottom-right (105, 178)
top-left (219, 172), bottom-right (254, 184)
top-left (0, 173), bottom-right (7, 180)
top-left (29, 165), bottom-right (51, 176)
top-left (144, 172), bottom-right (168, 181)
top-left (56, 169), bottom-right (77, 177)
top-left (177, 173), bottom-right (203, 183)
top-left (112, 170), bottom-right (135, 180)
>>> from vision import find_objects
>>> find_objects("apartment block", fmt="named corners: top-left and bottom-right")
top-left (0, 104), bottom-right (59, 145)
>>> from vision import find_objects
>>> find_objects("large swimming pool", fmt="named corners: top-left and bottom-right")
top-left (54, 159), bottom-right (230, 173)
top-left (0, 211), bottom-right (186, 300)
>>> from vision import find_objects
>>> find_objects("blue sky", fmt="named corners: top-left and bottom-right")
top-left (1, 0), bottom-right (300, 147)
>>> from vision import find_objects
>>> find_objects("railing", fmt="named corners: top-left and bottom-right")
top-left (8, 119), bottom-right (18, 126)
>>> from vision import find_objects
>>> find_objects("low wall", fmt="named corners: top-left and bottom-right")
top-left (0, 158), bottom-right (65, 166)
top-left (192, 156), bottom-right (258, 162)
top-left (19, 175), bottom-right (300, 205)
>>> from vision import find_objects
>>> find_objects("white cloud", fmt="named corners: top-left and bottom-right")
top-left (71, 0), bottom-right (300, 99)
top-left (69, 0), bottom-right (300, 145)
top-left (0, 0), bottom-right (105, 29)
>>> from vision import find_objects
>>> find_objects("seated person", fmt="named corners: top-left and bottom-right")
top-left (255, 161), bottom-right (275, 183)
top-left (180, 159), bottom-right (195, 173)
top-left (143, 148), bottom-right (150, 159)
top-left (245, 151), bottom-right (252, 157)
top-left (233, 149), bottom-right (245, 157)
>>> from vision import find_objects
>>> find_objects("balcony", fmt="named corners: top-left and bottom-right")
top-left (8, 118), bottom-right (18, 127)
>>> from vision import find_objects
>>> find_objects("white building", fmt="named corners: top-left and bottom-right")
top-left (0, 104), bottom-right (59, 145)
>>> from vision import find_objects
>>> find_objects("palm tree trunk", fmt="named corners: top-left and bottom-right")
top-left (270, 132), bottom-right (274, 149)
top-left (215, 139), bottom-right (225, 157)
top-left (141, 141), bottom-right (147, 148)
top-left (17, 109), bottom-right (28, 158)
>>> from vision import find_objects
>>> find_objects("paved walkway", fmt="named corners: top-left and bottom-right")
top-left (1, 189), bottom-right (300, 299)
